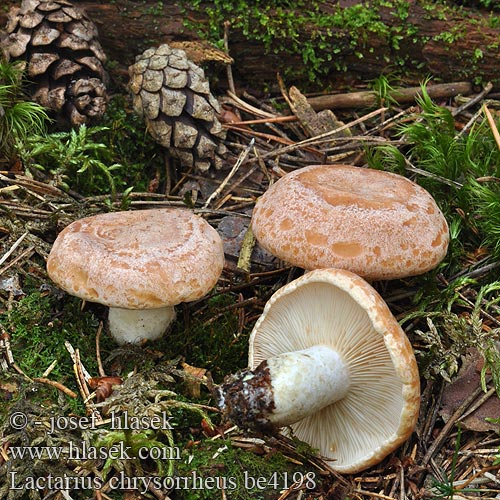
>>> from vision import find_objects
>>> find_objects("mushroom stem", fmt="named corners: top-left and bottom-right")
top-left (107, 306), bottom-right (177, 344)
top-left (215, 345), bottom-right (350, 431)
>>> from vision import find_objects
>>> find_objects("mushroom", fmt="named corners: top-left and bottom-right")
top-left (47, 209), bottom-right (224, 344)
top-left (251, 164), bottom-right (449, 280)
top-left (216, 268), bottom-right (420, 473)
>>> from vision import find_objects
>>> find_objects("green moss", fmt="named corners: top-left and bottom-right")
top-left (97, 95), bottom-right (165, 193)
top-left (3, 285), bottom-right (104, 383)
top-left (182, 0), bottom-right (422, 83)
top-left (15, 94), bottom-right (164, 199)
top-left (0, 276), bottom-right (113, 420)
top-left (175, 438), bottom-right (320, 500)
top-left (182, 0), bottom-right (496, 86)
top-left (1, 257), bottom-right (111, 389)
top-left (158, 294), bottom-right (250, 382)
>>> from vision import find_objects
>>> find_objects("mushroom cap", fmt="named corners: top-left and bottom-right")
top-left (251, 164), bottom-right (449, 280)
top-left (248, 268), bottom-right (420, 473)
top-left (47, 209), bottom-right (224, 309)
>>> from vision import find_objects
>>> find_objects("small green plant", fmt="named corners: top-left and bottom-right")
top-left (430, 428), bottom-right (483, 498)
top-left (0, 59), bottom-right (49, 163)
top-left (367, 81), bottom-right (500, 265)
top-left (369, 74), bottom-right (402, 107)
top-left (17, 124), bottom-right (122, 196)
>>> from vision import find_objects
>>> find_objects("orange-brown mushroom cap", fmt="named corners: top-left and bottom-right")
top-left (251, 165), bottom-right (449, 280)
top-left (47, 208), bottom-right (224, 309)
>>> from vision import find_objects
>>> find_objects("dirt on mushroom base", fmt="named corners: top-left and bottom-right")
top-left (1, 76), bottom-right (500, 499)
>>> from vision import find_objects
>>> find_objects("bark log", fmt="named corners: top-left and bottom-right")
top-left (1, 0), bottom-right (500, 92)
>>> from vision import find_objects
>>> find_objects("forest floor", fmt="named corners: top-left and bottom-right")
top-left (1, 59), bottom-right (500, 500)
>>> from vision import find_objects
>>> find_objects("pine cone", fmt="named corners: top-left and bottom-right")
top-left (128, 44), bottom-right (227, 172)
top-left (1, 0), bottom-right (108, 127)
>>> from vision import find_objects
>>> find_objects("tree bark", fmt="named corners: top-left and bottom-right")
top-left (2, 0), bottom-right (500, 92)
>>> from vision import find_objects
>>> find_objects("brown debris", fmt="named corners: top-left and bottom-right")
top-left (180, 361), bottom-right (208, 398)
top-left (88, 376), bottom-right (123, 402)
top-left (440, 349), bottom-right (500, 432)
top-left (288, 85), bottom-right (351, 140)
top-left (169, 40), bottom-right (234, 65)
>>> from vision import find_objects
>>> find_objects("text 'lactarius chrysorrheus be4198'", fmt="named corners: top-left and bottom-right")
top-left (251, 164), bottom-right (449, 280)
top-left (215, 268), bottom-right (420, 474)
top-left (46, 208), bottom-right (224, 344)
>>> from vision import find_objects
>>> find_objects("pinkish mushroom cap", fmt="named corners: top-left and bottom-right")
top-left (47, 208), bottom-right (224, 343)
top-left (251, 164), bottom-right (449, 280)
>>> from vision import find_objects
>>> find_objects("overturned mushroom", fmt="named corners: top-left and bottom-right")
top-left (216, 268), bottom-right (420, 473)
top-left (47, 209), bottom-right (224, 344)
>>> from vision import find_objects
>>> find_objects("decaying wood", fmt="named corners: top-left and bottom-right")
top-left (288, 86), bottom-right (351, 138)
top-left (2, 1), bottom-right (499, 91)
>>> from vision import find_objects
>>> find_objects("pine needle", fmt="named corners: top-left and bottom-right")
top-left (483, 104), bottom-right (500, 150)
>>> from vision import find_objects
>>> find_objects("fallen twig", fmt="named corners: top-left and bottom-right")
top-left (33, 377), bottom-right (77, 398)
top-left (452, 81), bottom-right (493, 116)
top-left (95, 322), bottom-right (106, 378)
top-left (308, 81), bottom-right (473, 111)
top-left (0, 231), bottom-right (28, 268)
top-left (203, 138), bottom-right (255, 209)
top-left (252, 107), bottom-right (388, 165)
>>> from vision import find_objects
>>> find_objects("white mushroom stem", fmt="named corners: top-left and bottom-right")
top-left (107, 306), bottom-right (177, 344)
top-left (216, 345), bottom-right (350, 430)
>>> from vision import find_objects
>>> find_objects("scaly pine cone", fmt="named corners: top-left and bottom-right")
top-left (1, 0), bottom-right (108, 127)
top-left (128, 44), bottom-right (227, 172)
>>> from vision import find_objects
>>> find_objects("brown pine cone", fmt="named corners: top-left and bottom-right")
top-left (1, 0), bottom-right (109, 127)
top-left (128, 44), bottom-right (227, 172)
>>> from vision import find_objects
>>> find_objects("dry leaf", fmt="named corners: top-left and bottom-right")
top-left (88, 376), bottom-right (123, 402)
top-left (440, 348), bottom-right (500, 432)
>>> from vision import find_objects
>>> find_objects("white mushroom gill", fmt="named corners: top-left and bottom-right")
top-left (107, 306), bottom-right (177, 344)
top-left (216, 269), bottom-right (419, 473)
top-left (251, 281), bottom-right (406, 468)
